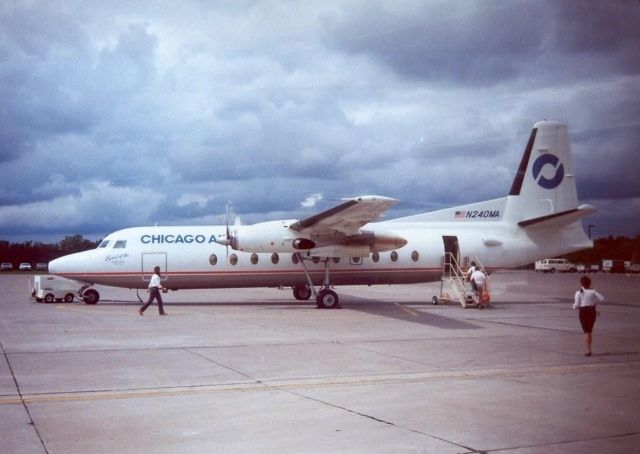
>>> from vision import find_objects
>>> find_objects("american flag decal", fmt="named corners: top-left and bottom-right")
top-left (455, 211), bottom-right (466, 219)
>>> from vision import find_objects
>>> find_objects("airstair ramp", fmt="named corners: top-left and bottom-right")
top-left (434, 252), bottom-right (476, 308)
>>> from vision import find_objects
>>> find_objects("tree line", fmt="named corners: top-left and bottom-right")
top-left (0, 235), bottom-right (99, 267)
top-left (565, 235), bottom-right (640, 265)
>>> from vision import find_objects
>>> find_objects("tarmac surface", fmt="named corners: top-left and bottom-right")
top-left (1, 271), bottom-right (639, 453)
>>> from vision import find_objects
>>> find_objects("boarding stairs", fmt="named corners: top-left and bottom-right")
top-left (438, 252), bottom-right (476, 308)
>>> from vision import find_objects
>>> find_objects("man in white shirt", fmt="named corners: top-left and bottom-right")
top-left (470, 267), bottom-right (488, 309)
top-left (138, 266), bottom-right (167, 316)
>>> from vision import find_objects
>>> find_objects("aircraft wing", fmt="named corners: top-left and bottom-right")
top-left (289, 195), bottom-right (399, 236)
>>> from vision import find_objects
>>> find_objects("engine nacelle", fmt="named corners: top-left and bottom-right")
top-left (232, 220), bottom-right (315, 253)
top-left (232, 220), bottom-right (406, 255)
top-left (345, 230), bottom-right (407, 252)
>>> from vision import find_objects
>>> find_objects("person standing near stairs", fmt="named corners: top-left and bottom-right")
top-left (470, 267), bottom-right (488, 309)
top-left (466, 261), bottom-right (477, 292)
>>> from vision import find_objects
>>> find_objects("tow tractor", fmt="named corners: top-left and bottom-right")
top-left (31, 275), bottom-right (79, 303)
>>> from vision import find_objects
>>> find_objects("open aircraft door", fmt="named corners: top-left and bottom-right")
top-left (141, 253), bottom-right (168, 282)
top-left (442, 235), bottom-right (460, 272)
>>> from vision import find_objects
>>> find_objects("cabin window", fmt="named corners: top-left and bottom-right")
top-left (114, 240), bottom-right (127, 249)
top-left (209, 254), bottom-right (218, 266)
top-left (98, 240), bottom-right (110, 248)
top-left (271, 253), bottom-right (279, 265)
top-left (291, 254), bottom-right (299, 264)
top-left (372, 252), bottom-right (380, 263)
top-left (250, 253), bottom-right (259, 265)
top-left (229, 254), bottom-right (238, 265)
top-left (350, 257), bottom-right (362, 265)
top-left (332, 257), bottom-right (340, 264)
top-left (411, 251), bottom-right (419, 262)
top-left (390, 251), bottom-right (398, 262)
top-left (312, 257), bottom-right (320, 264)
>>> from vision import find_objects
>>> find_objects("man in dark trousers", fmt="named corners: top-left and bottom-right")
top-left (138, 265), bottom-right (167, 316)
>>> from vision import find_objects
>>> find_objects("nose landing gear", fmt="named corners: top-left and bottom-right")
top-left (78, 285), bottom-right (100, 304)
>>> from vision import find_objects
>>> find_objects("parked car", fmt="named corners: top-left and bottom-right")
top-left (35, 263), bottom-right (48, 271)
top-left (19, 262), bottom-right (32, 271)
top-left (1, 262), bottom-right (13, 271)
top-left (534, 258), bottom-right (577, 273)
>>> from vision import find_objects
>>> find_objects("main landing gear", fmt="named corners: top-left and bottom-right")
top-left (294, 253), bottom-right (341, 309)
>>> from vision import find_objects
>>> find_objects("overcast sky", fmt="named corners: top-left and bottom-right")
top-left (1, 0), bottom-right (639, 243)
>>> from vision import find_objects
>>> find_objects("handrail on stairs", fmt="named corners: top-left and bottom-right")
top-left (442, 252), bottom-right (472, 307)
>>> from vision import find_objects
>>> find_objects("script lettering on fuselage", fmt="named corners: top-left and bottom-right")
top-left (105, 253), bottom-right (129, 265)
top-left (140, 234), bottom-right (219, 245)
top-left (454, 210), bottom-right (501, 219)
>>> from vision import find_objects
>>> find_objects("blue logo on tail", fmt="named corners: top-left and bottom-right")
top-left (532, 154), bottom-right (564, 189)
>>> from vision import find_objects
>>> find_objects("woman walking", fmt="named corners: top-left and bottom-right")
top-left (573, 276), bottom-right (604, 356)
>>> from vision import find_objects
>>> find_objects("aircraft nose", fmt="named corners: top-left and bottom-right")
top-left (49, 251), bottom-right (91, 276)
top-left (48, 256), bottom-right (68, 275)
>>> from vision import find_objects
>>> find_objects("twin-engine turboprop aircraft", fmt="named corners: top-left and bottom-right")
top-left (49, 121), bottom-right (595, 308)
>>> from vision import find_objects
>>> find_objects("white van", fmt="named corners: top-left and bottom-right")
top-left (534, 258), bottom-right (577, 273)
top-left (31, 275), bottom-right (78, 303)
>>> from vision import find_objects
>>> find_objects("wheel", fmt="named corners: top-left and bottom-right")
top-left (432, 296), bottom-right (439, 305)
top-left (44, 293), bottom-right (55, 303)
top-left (550, 268), bottom-right (556, 273)
top-left (293, 285), bottom-right (312, 301)
top-left (64, 293), bottom-right (74, 303)
top-left (316, 289), bottom-right (339, 309)
top-left (82, 289), bottom-right (100, 305)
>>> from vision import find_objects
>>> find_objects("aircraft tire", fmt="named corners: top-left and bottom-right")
top-left (293, 285), bottom-right (312, 301)
top-left (82, 289), bottom-right (100, 305)
top-left (316, 289), bottom-right (339, 309)
top-left (432, 296), bottom-right (439, 305)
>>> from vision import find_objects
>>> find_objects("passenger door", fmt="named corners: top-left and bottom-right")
top-left (442, 235), bottom-right (460, 273)
top-left (141, 253), bottom-right (168, 282)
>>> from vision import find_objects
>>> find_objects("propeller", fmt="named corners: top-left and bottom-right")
top-left (216, 202), bottom-right (238, 256)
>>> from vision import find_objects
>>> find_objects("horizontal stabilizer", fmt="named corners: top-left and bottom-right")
top-left (518, 204), bottom-right (597, 228)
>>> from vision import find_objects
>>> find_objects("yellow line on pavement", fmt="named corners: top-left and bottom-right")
top-left (394, 303), bottom-right (419, 316)
top-left (2, 360), bottom-right (634, 406)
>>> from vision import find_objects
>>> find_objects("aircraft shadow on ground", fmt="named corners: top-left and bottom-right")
top-left (353, 305), bottom-right (482, 329)
top-left (343, 298), bottom-right (483, 330)
top-left (67, 296), bottom-right (483, 330)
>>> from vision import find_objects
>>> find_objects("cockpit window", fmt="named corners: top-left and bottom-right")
top-left (98, 240), bottom-right (110, 248)
top-left (113, 240), bottom-right (127, 249)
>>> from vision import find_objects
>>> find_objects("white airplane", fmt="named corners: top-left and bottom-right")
top-left (49, 120), bottom-right (595, 308)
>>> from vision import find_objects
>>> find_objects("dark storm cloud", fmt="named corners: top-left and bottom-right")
top-left (324, 1), bottom-right (548, 86)
top-left (0, 4), bottom-right (92, 161)
top-left (574, 123), bottom-right (640, 199)
top-left (324, 1), bottom-right (640, 87)
top-left (554, 1), bottom-right (640, 74)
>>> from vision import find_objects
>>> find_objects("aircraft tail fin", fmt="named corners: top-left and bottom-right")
top-left (504, 121), bottom-right (593, 225)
